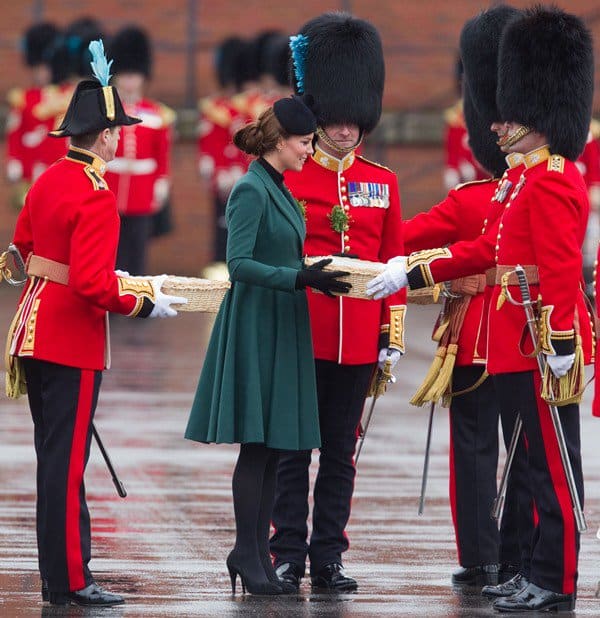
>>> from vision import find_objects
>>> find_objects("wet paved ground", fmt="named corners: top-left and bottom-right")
top-left (1, 284), bottom-right (600, 617)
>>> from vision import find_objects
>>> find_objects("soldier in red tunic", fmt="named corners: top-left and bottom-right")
top-left (369, 7), bottom-right (594, 612)
top-left (442, 56), bottom-right (488, 192)
top-left (105, 26), bottom-right (176, 275)
top-left (198, 37), bottom-right (250, 273)
top-left (404, 5), bottom-right (528, 588)
top-left (5, 41), bottom-right (185, 607)
top-left (5, 22), bottom-right (60, 208)
top-left (269, 13), bottom-right (406, 592)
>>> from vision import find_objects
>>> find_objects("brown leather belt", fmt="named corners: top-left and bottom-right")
top-left (27, 254), bottom-right (69, 285)
top-left (485, 265), bottom-right (539, 286)
top-left (449, 274), bottom-right (486, 296)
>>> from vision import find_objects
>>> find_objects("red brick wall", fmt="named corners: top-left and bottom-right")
top-left (2, 1), bottom-right (599, 110)
top-left (1, 1), bottom-right (600, 274)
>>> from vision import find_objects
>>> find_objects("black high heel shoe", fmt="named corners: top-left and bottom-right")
top-left (226, 552), bottom-right (283, 595)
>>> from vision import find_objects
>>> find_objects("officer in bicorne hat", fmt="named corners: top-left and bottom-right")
top-left (7, 40), bottom-right (186, 607)
top-left (105, 25), bottom-right (176, 275)
top-left (270, 12), bottom-right (406, 592)
top-left (368, 6), bottom-right (594, 612)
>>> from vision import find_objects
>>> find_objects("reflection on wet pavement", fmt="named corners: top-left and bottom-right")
top-left (1, 286), bottom-right (600, 616)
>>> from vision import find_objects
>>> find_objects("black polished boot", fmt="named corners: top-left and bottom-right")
top-left (311, 563), bottom-right (357, 592)
top-left (49, 583), bottom-right (124, 606)
top-left (275, 562), bottom-right (304, 593)
top-left (452, 564), bottom-right (499, 586)
top-left (482, 573), bottom-right (529, 598)
top-left (492, 582), bottom-right (575, 612)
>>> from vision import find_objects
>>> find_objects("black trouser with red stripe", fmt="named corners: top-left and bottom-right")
top-left (497, 390), bottom-right (534, 578)
top-left (271, 360), bottom-right (374, 575)
top-left (493, 370), bottom-right (583, 594)
top-left (23, 358), bottom-right (102, 594)
top-left (449, 366), bottom-right (501, 567)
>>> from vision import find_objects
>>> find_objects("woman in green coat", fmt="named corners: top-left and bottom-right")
top-left (185, 96), bottom-right (350, 595)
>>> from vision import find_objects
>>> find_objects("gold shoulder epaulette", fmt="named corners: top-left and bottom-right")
top-left (356, 155), bottom-right (394, 174)
top-left (158, 103), bottom-right (177, 126)
top-left (83, 167), bottom-right (107, 191)
top-left (590, 118), bottom-right (600, 140)
top-left (200, 97), bottom-right (232, 128)
top-left (230, 92), bottom-right (249, 113)
top-left (454, 178), bottom-right (495, 191)
top-left (547, 155), bottom-right (565, 174)
top-left (7, 87), bottom-right (25, 108)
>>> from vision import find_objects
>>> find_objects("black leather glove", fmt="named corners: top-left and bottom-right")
top-left (295, 258), bottom-right (352, 297)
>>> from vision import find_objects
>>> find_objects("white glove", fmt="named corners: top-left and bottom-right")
top-left (546, 353), bottom-right (575, 378)
top-left (153, 177), bottom-right (170, 209)
top-left (114, 269), bottom-right (130, 277)
top-left (366, 257), bottom-right (408, 300)
top-left (378, 348), bottom-right (402, 370)
top-left (149, 274), bottom-right (188, 318)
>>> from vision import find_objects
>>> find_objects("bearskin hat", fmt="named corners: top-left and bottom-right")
top-left (266, 34), bottom-right (291, 86)
top-left (110, 26), bottom-right (152, 78)
top-left (23, 22), bottom-right (60, 67)
top-left (291, 12), bottom-right (384, 133)
top-left (460, 5), bottom-right (520, 128)
top-left (214, 36), bottom-right (245, 89)
top-left (459, 5), bottom-right (521, 176)
top-left (497, 5), bottom-right (594, 161)
top-left (50, 17), bottom-right (104, 83)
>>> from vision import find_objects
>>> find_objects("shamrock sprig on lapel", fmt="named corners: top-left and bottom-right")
top-left (328, 204), bottom-right (352, 234)
top-left (295, 198), bottom-right (307, 221)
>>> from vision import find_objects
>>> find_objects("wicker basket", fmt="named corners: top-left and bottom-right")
top-left (161, 276), bottom-right (231, 312)
top-left (304, 256), bottom-right (385, 299)
top-left (407, 286), bottom-right (442, 305)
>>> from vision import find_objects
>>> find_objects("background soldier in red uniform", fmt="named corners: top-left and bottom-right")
top-left (5, 22), bottom-right (60, 208)
top-left (270, 13), bottom-right (406, 592)
top-left (106, 26), bottom-right (176, 276)
top-left (369, 7), bottom-right (594, 612)
top-left (404, 5), bottom-right (529, 588)
top-left (5, 42), bottom-right (185, 607)
top-left (441, 55), bottom-right (488, 192)
top-left (197, 36), bottom-right (250, 276)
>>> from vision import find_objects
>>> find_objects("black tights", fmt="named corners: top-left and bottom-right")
top-left (231, 443), bottom-right (279, 584)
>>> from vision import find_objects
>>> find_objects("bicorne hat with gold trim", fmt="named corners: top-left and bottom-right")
top-left (50, 39), bottom-right (141, 138)
top-left (459, 4), bottom-right (520, 177)
top-left (497, 5), bottom-right (594, 161)
top-left (290, 12), bottom-right (384, 133)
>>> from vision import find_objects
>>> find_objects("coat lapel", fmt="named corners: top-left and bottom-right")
top-left (248, 161), bottom-right (305, 243)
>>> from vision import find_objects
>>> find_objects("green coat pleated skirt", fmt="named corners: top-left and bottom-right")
top-left (185, 161), bottom-right (321, 450)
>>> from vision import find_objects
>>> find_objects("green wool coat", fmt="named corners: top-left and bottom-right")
top-left (185, 161), bottom-right (321, 450)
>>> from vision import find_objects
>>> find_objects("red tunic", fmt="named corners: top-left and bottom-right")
top-left (104, 98), bottom-right (175, 216)
top-left (10, 147), bottom-right (156, 370)
top-left (405, 179), bottom-right (495, 366)
top-left (593, 245), bottom-right (600, 417)
top-left (406, 147), bottom-right (593, 374)
top-left (285, 145), bottom-right (407, 365)
top-left (443, 100), bottom-right (488, 191)
top-left (197, 94), bottom-right (249, 197)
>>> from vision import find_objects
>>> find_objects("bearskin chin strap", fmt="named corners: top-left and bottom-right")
top-left (316, 126), bottom-right (363, 155)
